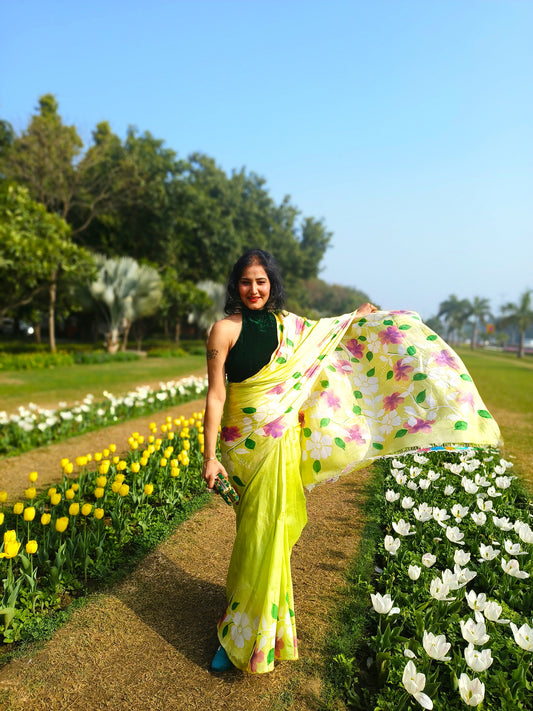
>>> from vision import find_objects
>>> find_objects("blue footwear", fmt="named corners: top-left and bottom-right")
top-left (210, 645), bottom-right (235, 672)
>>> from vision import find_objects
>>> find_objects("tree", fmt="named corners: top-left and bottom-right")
top-left (0, 183), bottom-right (95, 350)
top-left (81, 255), bottom-right (162, 353)
top-left (189, 280), bottom-right (227, 333)
top-left (159, 268), bottom-right (212, 344)
top-left (438, 295), bottom-right (471, 345)
top-left (499, 290), bottom-right (533, 358)
top-left (466, 296), bottom-right (492, 350)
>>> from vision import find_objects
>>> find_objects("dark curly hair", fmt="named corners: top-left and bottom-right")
top-left (224, 248), bottom-right (286, 314)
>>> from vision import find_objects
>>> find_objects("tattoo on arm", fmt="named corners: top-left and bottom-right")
top-left (206, 348), bottom-right (219, 360)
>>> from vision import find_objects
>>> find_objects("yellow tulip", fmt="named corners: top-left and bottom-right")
top-left (113, 456), bottom-right (120, 465)
top-left (114, 474), bottom-right (125, 484)
top-left (65, 489), bottom-right (75, 500)
top-left (72, 483), bottom-right (79, 492)
top-left (198, 434), bottom-right (204, 444)
top-left (94, 508), bottom-right (104, 520)
top-left (4, 530), bottom-right (17, 544)
top-left (111, 481), bottom-right (121, 494)
top-left (131, 462), bottom-right (140, 474)
top-left (75, 456), bottom-right (87, 467)
top-left (180, 428), bottom-right (190, 438)
top-left (0, 513), bottom-right (4, 526)
top-left (81, 503), bottom-right (93, 516)
top-left (48, 487), bottom-right (57, 498)
top-left (137, 435), bottom-right (144, 444)
top-left (25, 487), bottom-right (37, 500)
top-left (63, 462), bottom-right (74, 475)
top-left (94, 487), bottom-right (105, 499)
top-left (50, 493), bottom-right (62, 506)
top-left (60, 458), bottom-right (69, 468)
top-left (182, 456), bottom-right (190, 467)
top-left (0, 538), bottom-right (21, 559)
top-left (130, 441), bottom-right (139, 450)
top-left (117, 460), bottom-right (127, 471)
top-left (119, 484), bottom-right (129, 497)
top-left (144, 484), bottom-right (154, 496)
top-left (140, 457), bottom-right (148, 467)
top-left (13, 502), bottom-right (24, 515)
top-left (94, 452), bottom-right (103, 462)
top-left (26, 540), bottom-right (38, 555)
top-left (109, 444), bottom-right (117, 453)
top-left (159, 458), bottom-right (168, 467)
top-left (161, 424), bottom-right (168, 434)
top-left (23, 506), bottom-right (36, 522)
top-left (148, 435), bottom-right (155, 444)
top-left (182, 440), bottom-right (190, 451)
top-left (86, 453), bottom-right (92, 462)
top-left (168, 431), bottom-right (175, 440)
top-left (164, 446), bottom-right (174, 457)
top-left (55, 517), bottom-right (69, 533)
top-left (69, 503), bottom-right (80, 516)
top-left (99, 461), bottom-right (110, 475)
top-left (96, 476), bottom-right (107, 488)
top-left (41, 513), bottom-right (51, 525)
top-left (103, 448), bottom-right (110, 457)
top-left (28, 470), bottom-right (38, 483)
top-left (0, 491), bottom-right (8, 503)
top-left (171, 467), bottom-right (180, 478)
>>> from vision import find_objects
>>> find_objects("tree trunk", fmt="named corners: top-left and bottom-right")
top-left (121, 321), bottom-right (131, 352)
top-left (105, 328), bottom-right (120, 354)
top-left (518, 330), bottom-right (525, 358)
top-left (48, 274), bottom-right (57, 353)
top-left (470, 322), bottom-right (478, 350)
top-left (33, 322), bottom-right (42, 344)
top-left (174, 320), bottom-right (181, 345)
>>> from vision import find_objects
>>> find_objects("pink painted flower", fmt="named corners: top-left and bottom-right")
top-left (249, 646), bottom-right (265, 673)
top-left (338, 359), bottom-right (354, 373)
top-left (346, 338), bottom-right (364, 359)
top-left (378, 326), bottom-right (405, 345)
top-left (305, 362), bottom-right (322, 380)
top-left (345, 426), bottom-right (366, 445)
top-left (221, 426), bottom-right (241, 442)
top-left (322, 391), bottom-right (341, 410)
top-left (267, 383), bottom-right (285, 395)
top-left (433, 349), bottom-right (460, 370)
top-left (393, 359), bottom-right (414, 381)
top-left (404, 417), bottom-right (435, 434)
top-left (295, 317), bottom-right (306, 335)
top-left (263, 417), bottom-right (285, 438)
top-left (298, 410), bottom-right (306, 427)
top-left (275, 633), bottom-right (285, 658)
top-left (456, 392), bottom-right (475, 410)
top-left (383, 392), bottom-right (404, 411)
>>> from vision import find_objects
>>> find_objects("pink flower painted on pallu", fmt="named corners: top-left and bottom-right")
top-left (249, 646), bottom-right (265, 673)
top-left (393, 359), bottom-right (414, 382)
top-left (383, 392), bottom-right (404, 412)
top-left (305, 361), bottom-right (322, 380)
top-left (321, 391), bottom-right (341, 410)
top-left (378, 326), bottom-right (405, 345)
top-left (267, 383), bottom-right (285, 395)
top-left (337, 359), bottom-right (354, 374)
top-left (346, 338), bottom-right (365, 359)
top-left (404, 417), bottom-right (435, 434)
top-left (275, 633), bottom-right (285, 658)
top-left (433, 349), bottom-right (460, 370)
top-left (263, 417), bottom-right (285, 438)
top-left (221, 426), bottom-right (241, 442)
top-left (456, 391), bottom-right (475, 410)
top-left (294, 317), bottom-right (306, 336)
top-left (345, 425), bottom-right (366, 445)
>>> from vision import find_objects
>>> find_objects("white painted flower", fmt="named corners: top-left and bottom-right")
top-left (493, 515), bottom-right (514, 531)
top-left (385, 489), bottom-right (400, 503)
top-left (402, 661), bottom-right (433, 709)
top-left (445, 526), bottom-right (465, 545)
top-left (306, 431), bottom-right (333, 460)
top-left (230, 611), bottom-right (253, 648)
top-left (408, 564), bottom-right (421, 580)
top-left (454, 550), bottom-right (471, 567)
top-left (422, 630), bottom-right (451, 661)
top-left (478, 543), bottom-right (500, 561)
top-left (464, 643), bottom-right (493, 672)
top-left (465, 590), bottom-right (487, 612)
top-left (510, 622), bottom-right (533, 651)
top-left (504, 539), bottom-right (526, 556)
top-left (413, 503), bottom-right (433, 522)
top-left (370, 592), bottom-right (400, 616)
top-left (384, 535), bottom-right (401, 555)
top-left (501, 558), bottom-right (530, 579)
top-left (460, 617), bottom-right (489, 645)
top-left (421, 553), bottom-right (437, 568)
top-left (458, 673), bottom-right (485, 706)
top-left (401, 496), bottom-right (415, 509)
top-left (470, 511), bottom-right (487, 526)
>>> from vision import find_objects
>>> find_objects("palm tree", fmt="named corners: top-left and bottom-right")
top-left (466, 296), bottom-right (492, 350)
top-left (437, 295), bottom-right (471, 345)
top-left (188, 280), bottom-right (226, 334)
top-left (499, 290), bottom-right (533, 358)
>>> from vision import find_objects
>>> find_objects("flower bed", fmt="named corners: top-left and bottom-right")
top-left (333, 449), bottom-right (533, 710)
top-left (0, 410), bottom-right (210, 644)
top-left (0, 375), bottom-right (208, 456)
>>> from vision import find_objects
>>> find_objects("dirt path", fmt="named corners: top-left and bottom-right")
top-left (0, 403), bottom-right (371, 711)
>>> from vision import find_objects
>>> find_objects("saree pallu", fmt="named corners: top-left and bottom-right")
top-left (217, 310), bottom-right (501, 673)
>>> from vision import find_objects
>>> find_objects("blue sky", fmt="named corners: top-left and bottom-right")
top-left (1, 0), bottom-right (532, 319)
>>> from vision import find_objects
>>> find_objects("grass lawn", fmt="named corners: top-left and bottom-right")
top-left (0, 354), bottom-right (206, 413)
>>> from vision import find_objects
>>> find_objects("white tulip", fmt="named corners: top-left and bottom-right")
top-left (451, 504), bottom-right (469, 521)
top-left (501, 558), bottom-right (529, 579)
top-left (516, 521), bottom-right (533, 544)
top-left (392, 519), bottom-right (415, 536)
top-left (465, 590), bottom-right (487, 611)
top-left (464, 643), bottom-right (493, 672)
top-left (393, 472), bottom-right (407, 485)
top-left (429, 578), bottom-right (455, 601)
top-left (447, 463), bottom-right (464, 475)
top-left (427, 470), bottom-right (440, 481)
top-left (370, 592), bottom-right (400, 616)
top-left (444, 485), bottom-right (455, 496)
top-left (385, 489), bottom-right (400, 502)
top-left (445, 525), bottom-right (465, 545)
top-left (421, 553), bottom-right (437, 568)
top-left (407, 480), bottom-right (419, 490)
top-left (422, 630), bottom-right (451, 661)
top-left (454, 564), bottom-right (477, 586)
top-left (458, 672), bottom-right (486, 706)
top-left (419, 478), bottom-right (431, 490)
top-left (409, 465), bottom-right (422, 477)
top-left (461, 476), bottom-right (478, 494)
top-left (384, 535), bottom-right (401, 555)
top-left (460, 617), bottom-right (489, 645)
top-left (486, 486), bottom-right (501, 498)
top-left (402, 661), bottom-right (433, 709)
top-left (413, 453), bottom-right (429, 464)
top-left (454, 550), bottom-right (471, 567)
top-left (510, 622), bottom-right (533, 651)
top-left (474, 474), bottom-right (491, 487)
top-left (414, 503), bottom-right (433, 522)
top-left (470, 511), bottom-right (487, 526)
top-left (432, 508), bottom-right (450, 527)
top-left (476, 497), bottom-right (493, 512)
top-left (483, 601), bottom-right (509, 624)
top-left (495, 476), bottom-right (512, 489)
top-left (408, 564), bottom-right (422, 580)
top-left (493, 515), bottom-right (514, 531)
top-left (478, 543), bottom-right (499, 561)
top-left (401, 496), bottom-right (415, 509)
top-left (392, 458), bottom-right (406, 468)
top-left (504, 539), bottom-right (526, 556)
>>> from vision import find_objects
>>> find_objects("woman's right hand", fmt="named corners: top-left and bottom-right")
top-left (202, 458), bottom-right (230, 490)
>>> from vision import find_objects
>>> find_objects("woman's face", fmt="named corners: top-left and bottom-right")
top-left (238, 261), bottom-right (271, 310)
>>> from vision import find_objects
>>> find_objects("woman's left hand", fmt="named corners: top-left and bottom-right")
top-left (356, 302), bottom-right (378, 316)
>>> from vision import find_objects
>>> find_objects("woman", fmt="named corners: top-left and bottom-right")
top-left (202, 249), bottom-right (500, 674)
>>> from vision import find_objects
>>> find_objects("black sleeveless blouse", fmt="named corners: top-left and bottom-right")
top-left (225, 307), bottom-right (278, 383)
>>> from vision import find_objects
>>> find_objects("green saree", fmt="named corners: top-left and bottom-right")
top-left (217, 309), bottom-right (501, 673)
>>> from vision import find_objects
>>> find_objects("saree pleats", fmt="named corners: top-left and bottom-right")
top-left (217, 310), bottom-right (501, 672)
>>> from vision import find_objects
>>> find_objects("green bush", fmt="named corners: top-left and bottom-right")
top-left (0, 351), bottom-right (75, 371)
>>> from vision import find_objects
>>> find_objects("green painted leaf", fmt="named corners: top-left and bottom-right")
top-left (292, 371), bottom-right (301, 378)
top-left (366, 367), bottom-right (375, 377)
top-left (386, 370), bottom-right (393, 380)
top-left (353, 390), bottom-right (363, 399)
top-left (395, 429), bottom-right (408, 438)
top-left (242, 407), bottom-right (256, 414)
top-left (276, 356), bottom-right (286, 364)
top-left (304, 320), bottom-right (311, 327)
top-left (286, 338), bottom-right (294, 347)
top-left (353, 405), bottom-right (361, 415)
top-left (293, 382), bottom-right (302, 390)
top-left (413, 373), bottom-right (427, 381)
top-left (415, 390), bottom-right (426, 404)
top-left (267, 648), bottom-right (275, 664)
top-left (313, 460), bottom-right (322, 473)
top-left (318, 354), bottom-right (326, 360)
top-left (478, 409), bottom-right (493, 419)
top-left (335, 346), bottom-right (343, 351)
top-left (285, 406), bottom-right (293, 413)
top-left (232, 476), bottom-right (245, 487)
top-left (289, 608), bottom-right (295, 617)
top-left (366, 351), bottom-right (373, 362)
top-left (327, 364), bottom-right (336, 372)
top-left (244, 438), bottom-right (256, 450)
top-left (460, 373), bottom-right (473, 382)
top-left (407, 346), bottom-right (417, 356)
top-left (427, 334), bottom-right (438, 341)
top-left (222, 624), bottom-right (230, 638)
top-left (372, 442), bottom-right (384, 450)
top-left (455, 421), bottom-right (468, 431)
top-left (351, 357), bottom-right (360, 363)
top-left (399, 324), bottom-right (411, 330)
top-left (231, 601), bottom-right (239, 610)
top-left (334, 437), bottom-right (346, 449)
top-left (303, 427), bottom-right (312, 437)
top-left (321, 380), bottom-right (329, 388)
top-left (320, 417), bottom-right (330, 427)
top-left (271, 603), bottom-right (279, 620)
top-left (383, 319), bottom-right (393, 325)
top-left (359, 335), bottom-right (367, 342)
